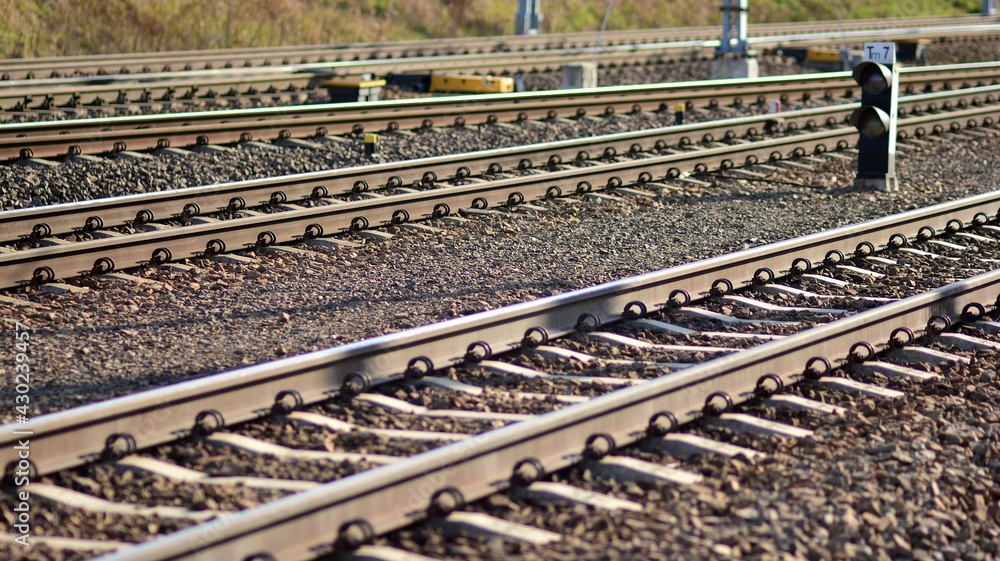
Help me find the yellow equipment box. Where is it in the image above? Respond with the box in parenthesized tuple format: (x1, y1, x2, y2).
(429, 75, 514, 94)
(804, 48, 841, 64)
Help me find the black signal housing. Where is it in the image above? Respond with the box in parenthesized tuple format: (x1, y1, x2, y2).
(851, 54, 899, 191)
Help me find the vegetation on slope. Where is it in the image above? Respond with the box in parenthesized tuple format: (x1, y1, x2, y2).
(0, 0, 985, 59)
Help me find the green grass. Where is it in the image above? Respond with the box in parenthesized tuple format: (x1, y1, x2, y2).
(0, 0, 985, 59)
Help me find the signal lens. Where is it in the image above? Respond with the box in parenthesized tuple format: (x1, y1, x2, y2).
(859, 113, 886, 138)
(850, 106, 890, 139)
(860, 65, 889, 95)
(852, 62, 893, 96)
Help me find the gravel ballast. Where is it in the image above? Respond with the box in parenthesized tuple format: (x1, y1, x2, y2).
(379, 345, 1000, 560)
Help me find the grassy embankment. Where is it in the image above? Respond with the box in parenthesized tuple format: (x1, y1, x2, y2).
(0, 0, 985, 59)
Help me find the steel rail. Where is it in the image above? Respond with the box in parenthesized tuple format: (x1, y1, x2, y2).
(1, 104, 997, 290)
(9, 37, 1000, 95)
(0, 72, 325, 112)
(24, 23, 1000, 90)
(0, 44, 704, 112)
(1, 183, 998, 485)
(100, 264, 1000, 561)
(3, 62, 1000, 160)
(3, 15, 995, 79)
(0, 43, 758, 110)
(8, 22, 1000, 93)
(7, 60, 1000, 134)
(0, 29, 1000, 114)
(3, 84, 997, 243)
(747, 22, 1000, 48)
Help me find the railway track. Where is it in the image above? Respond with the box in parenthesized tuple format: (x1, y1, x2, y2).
(2, 188, 999, 559)
(3, 84, 997, 245)
(3, 14, 997, 80)
(0, 71, 328, 115)
(2, 21, 1000, 121)
(0, 95, 996, 292)
(3, 61, 1000, 161)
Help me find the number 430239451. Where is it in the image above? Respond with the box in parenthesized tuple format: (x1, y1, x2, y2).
(14, 322, 30, 414)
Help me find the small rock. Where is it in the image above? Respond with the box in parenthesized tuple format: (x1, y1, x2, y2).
(890, 450, 915, 465)
(712, 544, 733, 557)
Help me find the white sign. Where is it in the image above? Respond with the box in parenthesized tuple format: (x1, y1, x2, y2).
(863, 42, 895, 63)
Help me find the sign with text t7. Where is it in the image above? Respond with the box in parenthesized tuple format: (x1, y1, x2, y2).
(863, 42, 896, 63)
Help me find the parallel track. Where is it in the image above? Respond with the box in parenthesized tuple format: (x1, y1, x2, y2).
(0, 101, 996, 291)
(1, 85, 995, 243)
(2, 21, 1000, 119)
(3, 61, 1000, 161)
(0, 74, 326, 114)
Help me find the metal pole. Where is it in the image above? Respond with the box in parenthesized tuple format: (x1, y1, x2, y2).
(592, 0, 615, 64)
(985, 0, 998, 16)
(719, 0, 732, 54)
(735, 0, 748, 54)
(717, 0, 749, 56)
(515, 0, 543, 35)
(712, 0, 757, 79)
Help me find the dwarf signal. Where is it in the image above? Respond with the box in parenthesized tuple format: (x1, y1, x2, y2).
(850, 42, 899, 191)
